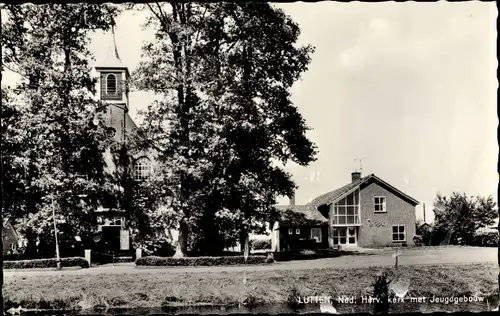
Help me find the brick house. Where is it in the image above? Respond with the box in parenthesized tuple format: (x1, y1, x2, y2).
(271, 172, 419, 251)
(2, 219, 19, 256)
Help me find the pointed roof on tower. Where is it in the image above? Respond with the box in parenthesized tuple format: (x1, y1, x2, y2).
(95, 24, 127, 70)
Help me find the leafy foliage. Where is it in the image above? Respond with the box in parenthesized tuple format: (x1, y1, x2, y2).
(3, 257, 89, 269)
(135, 255, 269, 266)
(250, 238, 271, 250)
(472, 231, 499, 247)
(432, 192, 497, 245)
(1, 3, 120, 257)
(133, 2, 317, 256)
(415, 220, 433, 246)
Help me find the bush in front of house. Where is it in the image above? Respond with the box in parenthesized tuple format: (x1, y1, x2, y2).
(273, 249, 344, 262)
(3, 257, 89, 269)
(135, 255, 271, 267)
(413, 235, 423, 246)
(250, 239, 272, 250)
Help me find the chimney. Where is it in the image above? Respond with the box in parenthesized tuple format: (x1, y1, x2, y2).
(351, 171, 361, 183)
(289, 193, 296, 206)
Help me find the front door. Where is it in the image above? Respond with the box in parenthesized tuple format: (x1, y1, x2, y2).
(332, 227, 357, 247)
(101, 226, 121, 253)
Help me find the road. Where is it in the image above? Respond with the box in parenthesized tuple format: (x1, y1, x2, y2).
(3, 246, 496, 277)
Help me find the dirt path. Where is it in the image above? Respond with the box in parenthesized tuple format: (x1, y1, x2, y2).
(4, 246, 496, 277)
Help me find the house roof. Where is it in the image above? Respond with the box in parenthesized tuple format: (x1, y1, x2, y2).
(307, 173, 419, 208)
(275, 205, 328, 225)
(2, 218, 18, 237)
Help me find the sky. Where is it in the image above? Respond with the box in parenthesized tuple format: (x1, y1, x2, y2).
(3, 2, 498, 223)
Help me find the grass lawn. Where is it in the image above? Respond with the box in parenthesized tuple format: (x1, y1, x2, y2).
(4, 262, 498, 311)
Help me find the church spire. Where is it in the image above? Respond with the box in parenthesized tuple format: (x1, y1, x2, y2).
(96, 24, 125, 69)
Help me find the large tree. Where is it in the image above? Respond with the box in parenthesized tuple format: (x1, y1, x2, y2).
(133, 2, 316, 257)
(1, 3, 120, 257)
(432, 192, 497, 246)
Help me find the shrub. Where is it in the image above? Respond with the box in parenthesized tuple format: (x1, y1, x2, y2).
(250, 239, 271, 250)
(135, 255, 269, 267)
(473, 231, 499, 247)
(413, 235, 423, 246)
(152, 241, 176, 257)
(273, 249, 343, 262)
(3, 257, 89, 269)
(287, 285, 305, 310)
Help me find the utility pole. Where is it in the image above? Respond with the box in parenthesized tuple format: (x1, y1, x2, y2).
(52, 196, 61, 270)
(423, 203, 426, 223)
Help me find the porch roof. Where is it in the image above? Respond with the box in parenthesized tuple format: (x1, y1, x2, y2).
(275, 205, 328, 226)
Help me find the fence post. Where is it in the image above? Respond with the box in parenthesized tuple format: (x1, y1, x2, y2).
(84, 249, 91, 266)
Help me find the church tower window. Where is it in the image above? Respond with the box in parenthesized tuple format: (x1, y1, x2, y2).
(106, 74, 117, 95)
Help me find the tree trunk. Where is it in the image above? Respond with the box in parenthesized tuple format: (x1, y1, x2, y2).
(240, 229, 249, 259)
(173, 219, 189, 258)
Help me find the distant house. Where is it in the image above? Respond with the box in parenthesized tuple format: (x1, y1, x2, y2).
(271, 172, 419, 251)
(2, 219, 19, 255)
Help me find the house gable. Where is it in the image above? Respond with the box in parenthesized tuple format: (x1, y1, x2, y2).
(308, 174, 418, 209)
(360, 176, 419, 207)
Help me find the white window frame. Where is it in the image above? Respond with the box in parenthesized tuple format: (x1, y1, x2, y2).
(134, 157, 152, 181)
(106, 73, 117, 95)
(374, 196, 387, 213)
(288, 228, 293, 235)
(392, 225, 406, 242)
(331, 189, 361, 225)
(310, 227, 322, 243)
(295, 228, 300, 234)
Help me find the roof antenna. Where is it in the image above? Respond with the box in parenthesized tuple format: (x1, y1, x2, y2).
(354, 157, 369, 174)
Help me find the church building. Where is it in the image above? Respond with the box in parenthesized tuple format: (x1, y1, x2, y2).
(90, 27, 158, 259)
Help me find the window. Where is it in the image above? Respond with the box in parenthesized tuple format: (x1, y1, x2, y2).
(295, 228, 300, 234)
(288, 228, 293, 235)
(134, 157, 152, 180)
(332, 227, 356, 245)
(332, 189, 360, 225)
(310, 228, 322, 243)
(392, 225, 406, 242)
(374, 196, 386, 212)
(106, 74, 117, 94)
(109, 217, 125, 226)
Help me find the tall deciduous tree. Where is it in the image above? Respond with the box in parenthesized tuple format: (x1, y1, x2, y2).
(1, 3, 119, 256)
(432, 192, 497, 245)
(133, 2, 317, 257)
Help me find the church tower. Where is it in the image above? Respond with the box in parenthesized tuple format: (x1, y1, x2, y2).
(94, 25, 130, 143)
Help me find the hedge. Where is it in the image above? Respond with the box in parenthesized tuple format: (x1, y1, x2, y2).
(136, 255, 272, 267)
(273, 249, 344, 262)
(250, 239, 272, 250)
(3, 257, 89, 269)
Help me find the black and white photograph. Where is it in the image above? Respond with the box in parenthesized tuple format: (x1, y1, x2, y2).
(1, 1, 498, 315)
